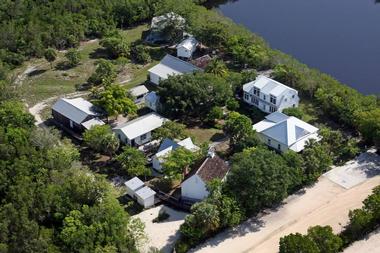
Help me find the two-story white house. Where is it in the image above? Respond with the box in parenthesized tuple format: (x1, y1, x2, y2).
(243, 75, 299, 113)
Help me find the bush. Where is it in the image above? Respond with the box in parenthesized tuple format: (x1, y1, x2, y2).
(65, 48, 81, 67)
(152, 210, 170, 223)
(226, 99, 239, 111)
(206, 106, 223, 124)
(130, 44, 151, 64)
(282, 107, 304, 119)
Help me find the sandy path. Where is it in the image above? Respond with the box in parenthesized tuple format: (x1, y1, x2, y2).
(134, 205, 187, 253)
(191, 176, 380, 253)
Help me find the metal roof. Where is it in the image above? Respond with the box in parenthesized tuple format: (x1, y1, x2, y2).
(176, 37, 198, 51)
(243, 75, 297, 97)
(253, 112, 319, 146)
(148, 54, 201, 80)
(129, 85, 149, 97)
(52, 98, 99, 124)
(124, 177, 144, 191)
(135, 186, 156, 199)
(81, 118, 105, 130)
(113, 113, 167, 140)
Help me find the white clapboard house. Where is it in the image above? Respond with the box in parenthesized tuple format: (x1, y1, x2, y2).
(176, 36, 198, 59)
(148, 54, 201, 85)
(113, 113, 167, 146)
(253, 112, 319, 153)
(243, 75, 299, 113)
(181, 153, 230, 202)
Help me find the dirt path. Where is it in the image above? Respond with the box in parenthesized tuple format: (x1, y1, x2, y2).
(28, 91, 90, 126)
(191, 175, 380, 253)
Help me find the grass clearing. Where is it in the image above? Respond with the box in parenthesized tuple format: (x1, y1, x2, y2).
(15, 24, 151, 106)
(185, 127, 224, 144)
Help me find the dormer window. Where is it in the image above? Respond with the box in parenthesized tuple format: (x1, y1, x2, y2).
(270, 95, 276, 104)
(253, 87, 260, 96)
(292, 95, 295, 99)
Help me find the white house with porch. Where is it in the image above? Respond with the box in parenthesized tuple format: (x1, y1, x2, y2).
(129, 85, 149, 104)
(148, 54, 201, 85)
(176, 36, 198, 59)
(113, 113, 167, 146)
(253, 112, 319, 153)
(152, 137, 199, 172)
(243, 75, 299, 113)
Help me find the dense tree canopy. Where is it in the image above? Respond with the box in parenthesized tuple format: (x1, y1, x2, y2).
(225, 147, 291, 215)
(0, 100, 143, 252)
(158, 72, 232, 120)
(83, 125, 119, 156)
(116, 146, 150, 177)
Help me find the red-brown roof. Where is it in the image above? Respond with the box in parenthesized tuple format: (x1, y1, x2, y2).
(193, 155, 230, 182)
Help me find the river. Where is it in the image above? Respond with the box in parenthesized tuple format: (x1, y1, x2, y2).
(208, 0, 380, 95)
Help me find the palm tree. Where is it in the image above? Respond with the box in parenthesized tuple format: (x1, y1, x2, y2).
(205, 59, 228, 78)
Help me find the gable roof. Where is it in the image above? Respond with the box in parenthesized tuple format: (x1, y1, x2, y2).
(52, 98, 99, 124)
(191, 155, 230, 183)
(135, 186, 156, 200)
(156, 137, 199, 159)
(253, 112, 319, 146)
(243, 75, 297, 97)
(177, 37, 198, 50)
(81, 118, 105, 130)
(148, 54, 201, 79)
(129, 85, 149, 97)
(125, 177, 144, 191)
(113, 113, 167, 140)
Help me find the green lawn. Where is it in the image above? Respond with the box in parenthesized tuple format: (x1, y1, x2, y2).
(185, 127, 225, 145)
(16, 24, 152, 105)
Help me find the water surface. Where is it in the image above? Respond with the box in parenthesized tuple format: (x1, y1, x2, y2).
(209, 0, 380, 95)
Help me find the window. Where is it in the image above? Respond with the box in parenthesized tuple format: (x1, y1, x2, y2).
(244, 93, 250, 101)
(253, 87, 260, 96)
(263, 95, 266, 100)
(252, 97, 259, 105)
(268, 139, 271, 145)
(278, 144, 281, 150)
(270, 95, 276, 104)
(140, 134, 147, 141)
(293, 104, 296, 107)
(284, 98, 287, 102)
(292, 95, 295, 98)
(270, 106, 276, 113)
(263, 105, 266, 110)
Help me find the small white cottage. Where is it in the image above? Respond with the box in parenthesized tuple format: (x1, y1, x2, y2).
(135, 186, 156, 208)
(253, 111, 320, 153)
(124, 177, 145, 198)
(153, 137, 199, 172)
(113, 113, 167, 146)
(176, 37, 198, 59)
(129, 85, 149, 104)
(148, 54, 201, 85)
(181, 154, 230, 202)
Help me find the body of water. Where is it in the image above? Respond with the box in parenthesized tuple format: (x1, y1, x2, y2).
(209, 0, 380, 95)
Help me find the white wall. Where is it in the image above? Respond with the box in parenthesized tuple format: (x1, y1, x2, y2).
(181, 175, 209, 201)
(114, 129, 152, 146)
(177, 47, 192, 58)
(257, 133, 289, 153)
(149, 72, 163, 85)
(278, 90, 299, 112)
(137, 195, 155, 208)
(258, 132, 320, 153)
(152, 156, 163, 171)
(243, 90, 300, 113)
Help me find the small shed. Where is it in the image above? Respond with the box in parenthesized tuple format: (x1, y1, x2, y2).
(124, 177, 145, 198)
(81, 118, 105, 130)
(129, 85, 149, 103)
(177, 37, 198, 59)
(135, 186, 156, 208)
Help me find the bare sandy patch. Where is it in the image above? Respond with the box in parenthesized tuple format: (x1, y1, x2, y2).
(134, 205, 187, 253)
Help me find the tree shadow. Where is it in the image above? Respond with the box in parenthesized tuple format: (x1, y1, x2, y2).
(89, 48, 111, 59)
(55, 61, 73, 71)
(210, 132, 226, 142)
(28, 69, 47, 77)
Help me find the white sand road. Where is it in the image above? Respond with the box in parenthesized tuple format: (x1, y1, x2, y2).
(343, 228, 380, 253)
(190, 151, 380, 253)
